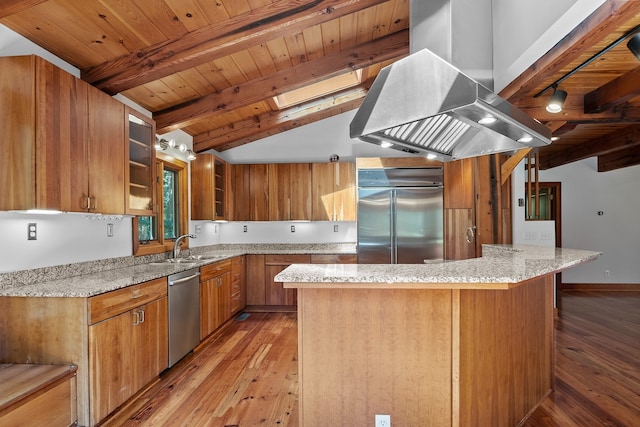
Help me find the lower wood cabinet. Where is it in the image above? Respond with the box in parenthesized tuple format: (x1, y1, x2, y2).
(0, 277, 169, 427)
(88, 278, 168, 425)
(88, 296, 167, 423)
(245, 253, 357, 310)
(231, 256, 246, 315)
(200, 259, 232, 340)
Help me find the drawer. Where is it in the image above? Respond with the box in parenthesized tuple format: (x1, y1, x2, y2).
(89, 277, 167, 324)
(311, 254, 358, 264)
(231, 256, 245, 268)
(200, 259, 231, 281)
(264, 254, 311, 265)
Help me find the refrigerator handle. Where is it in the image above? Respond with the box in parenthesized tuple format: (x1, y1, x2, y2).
(466, 226, 477, 244)
(391, 190, 397, 263)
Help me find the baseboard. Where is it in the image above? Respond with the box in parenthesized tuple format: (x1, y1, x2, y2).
(561, 283, 640, 291)
(244, 305, 297, 312)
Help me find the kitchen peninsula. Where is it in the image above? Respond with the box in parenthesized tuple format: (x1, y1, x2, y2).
(276, 244, 600, 427)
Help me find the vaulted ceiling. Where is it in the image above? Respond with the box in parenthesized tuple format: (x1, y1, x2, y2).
(1, 0, 639, 171)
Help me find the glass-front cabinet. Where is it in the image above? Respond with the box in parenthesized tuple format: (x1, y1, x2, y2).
(126, 110, 156, 215)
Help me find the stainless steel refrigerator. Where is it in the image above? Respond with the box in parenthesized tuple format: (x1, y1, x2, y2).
(357, 168, 443, 264)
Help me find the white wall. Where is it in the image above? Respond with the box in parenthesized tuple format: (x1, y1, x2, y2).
(219, 110, 409, 164)
(538, 159, 640, 284)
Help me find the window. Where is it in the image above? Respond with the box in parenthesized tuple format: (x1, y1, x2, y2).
(133, 152, 188, 256)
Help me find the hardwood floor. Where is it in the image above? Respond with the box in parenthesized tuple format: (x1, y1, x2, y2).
(524, 291, 640, 427)
(101, 312, 299, 427)
(102, 291, 639, 427)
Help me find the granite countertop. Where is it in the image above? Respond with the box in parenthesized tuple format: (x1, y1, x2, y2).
(276, 244, 601, 290)
(0, 243, 356, 298)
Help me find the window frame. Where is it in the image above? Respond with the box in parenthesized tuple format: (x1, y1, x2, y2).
(133, 152, 189, 256)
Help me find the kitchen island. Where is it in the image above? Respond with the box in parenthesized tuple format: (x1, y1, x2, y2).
(276, 244, 600, 427)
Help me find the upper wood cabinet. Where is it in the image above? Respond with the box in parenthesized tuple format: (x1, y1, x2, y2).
(0, 55, 125, 214)
(229, 162, 355, 221)
(311, 162, 356, 221)
(191, 153, 227, 220)
(126, 109, 156, 215)
(268, 163, 312, 221)
(86, 86, 126, 215)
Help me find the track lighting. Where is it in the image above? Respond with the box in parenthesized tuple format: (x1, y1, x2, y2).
(628, 33, 640, 60)
(546, 85, 567, 113)
(154, 137, 169, 150)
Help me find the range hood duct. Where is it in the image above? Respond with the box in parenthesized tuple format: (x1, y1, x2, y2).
(350, 0, 551, 161)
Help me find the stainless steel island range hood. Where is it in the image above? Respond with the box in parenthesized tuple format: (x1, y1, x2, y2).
(350, 0, 551, 161)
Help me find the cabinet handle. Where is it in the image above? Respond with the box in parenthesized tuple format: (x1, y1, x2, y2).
(139, 308, 145, 324)
(82, 195, 91, 210)
(466, 226, 476, 244)
(90, 196, 97, 211)
(133, 311, 140, 325)
(131, 289, 142, 299)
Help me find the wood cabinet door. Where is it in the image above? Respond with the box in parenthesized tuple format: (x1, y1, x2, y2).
(249, 164, 269, 220)
(265, 265, 297, 306)
(230, 164, 251, 221)
(312, 162, 356, 221)
(334, 162, 356, 221)
(290, 163, 312, 220)
(200, 276, 219, 339)
(89, 310, 135, 425)
(191, 153, 215, 220)
(311, 163, 334, 220)
(131, 297, 168, 392)
(87, 84, 125, 214)
(246, 255, 266, 306)
(268, 163, 291, 220)
(36, 58, 90, 212)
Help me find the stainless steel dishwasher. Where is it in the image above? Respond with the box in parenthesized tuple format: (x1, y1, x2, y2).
(168, 267, 200, 367)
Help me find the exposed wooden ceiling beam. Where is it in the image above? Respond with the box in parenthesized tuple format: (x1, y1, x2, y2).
(193, 83, 370, 151)
(598, 144, 640, 171)
(81, 0, 388, 94)
(0, 0, 48, 18)
(499, 0, 640, 103)
(518, 104, 640, 123)
(539, 125, 640, 169)
(154, 30, 409, 133)
(584, 66, 640, 113)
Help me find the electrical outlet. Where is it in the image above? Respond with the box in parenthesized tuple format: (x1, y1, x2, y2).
(334, 224, 339, 232)
(195, 225, 202, 234)
(27, 223, 37, 240)
(375, 414, 391, 427)
(107, 223, 114, 237)
(291, 225, 295, 233)
(243, 225, 247, 233)
(604, 269, 610, 277)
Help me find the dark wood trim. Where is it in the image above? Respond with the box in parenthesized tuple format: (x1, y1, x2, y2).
(561, 283, 640, 291)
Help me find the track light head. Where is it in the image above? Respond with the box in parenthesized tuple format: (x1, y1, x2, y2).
(628, 33, 640, 60)
(546, 86, 567, 113)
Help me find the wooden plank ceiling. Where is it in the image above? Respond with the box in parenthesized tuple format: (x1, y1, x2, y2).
(1, 0, 639, 171)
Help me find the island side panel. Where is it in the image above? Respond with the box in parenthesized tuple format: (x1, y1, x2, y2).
(297, 287, 453, 426)
(0, 296, 89, 426)
(457, 275, 554, 426)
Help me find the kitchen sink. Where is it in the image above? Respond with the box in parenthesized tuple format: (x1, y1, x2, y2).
(149, 258, 199, 266)
(149, 254, 225, 266)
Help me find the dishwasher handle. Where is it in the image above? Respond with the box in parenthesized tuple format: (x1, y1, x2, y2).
(169, 272, 200, 286)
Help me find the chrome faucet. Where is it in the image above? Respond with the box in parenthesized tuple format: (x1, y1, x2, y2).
(173, 233, 196, 259)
